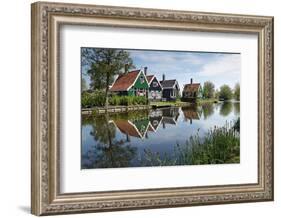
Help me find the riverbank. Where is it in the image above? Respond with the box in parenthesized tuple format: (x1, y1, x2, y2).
(82, 105, 152, 115)
(81, 98, 230, 115)
(150, 101, 192, 108)
(196, 98, 219, 105)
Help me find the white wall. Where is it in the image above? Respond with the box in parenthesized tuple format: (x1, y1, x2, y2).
(0, 0, 279, 217)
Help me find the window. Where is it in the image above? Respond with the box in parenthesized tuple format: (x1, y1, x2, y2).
(153, 81, 158, 87)
(139, 75, 144, 84)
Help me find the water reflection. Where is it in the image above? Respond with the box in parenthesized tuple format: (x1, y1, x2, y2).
(82, 115, 137, 168)
(82, 102, 240, 169)
(220, 102, 233, 117)
(182, 106, 200, 124)
(201, 103, 214, 119)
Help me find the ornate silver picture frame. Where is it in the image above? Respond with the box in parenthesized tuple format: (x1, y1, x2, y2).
(31, 1, 274, 215)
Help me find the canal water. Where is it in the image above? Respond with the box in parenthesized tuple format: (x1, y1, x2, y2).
(81, 102, 240, 169)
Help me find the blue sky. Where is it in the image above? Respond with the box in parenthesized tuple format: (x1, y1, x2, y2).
(82, 49, 240, 91)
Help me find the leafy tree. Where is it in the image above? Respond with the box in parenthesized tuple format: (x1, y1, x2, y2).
(233, 83, 240, 100)
(214, 89, 220, 99)
(81, 48, 134, 108)
(202, 81, 215, 98)
(219, 84, 232, 100)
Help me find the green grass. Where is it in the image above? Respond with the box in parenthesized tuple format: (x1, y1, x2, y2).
(150, 100, 191, 107)
(142, 120, 240, 166)
(196, 98, 218, 105)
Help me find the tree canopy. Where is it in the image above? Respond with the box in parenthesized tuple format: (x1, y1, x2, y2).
(81, 48, 134, 90)
(219, 84, 232, 100)
(203, 81, 215, 98)
(81, 48, 134, 108)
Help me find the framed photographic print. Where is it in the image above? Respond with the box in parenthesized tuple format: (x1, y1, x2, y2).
(31, 1, 274, 216)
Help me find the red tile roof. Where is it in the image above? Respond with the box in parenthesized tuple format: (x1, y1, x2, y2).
(146, 75, 154, 84)
(183, 83, 201, 93)
(109, 70, 140, 92)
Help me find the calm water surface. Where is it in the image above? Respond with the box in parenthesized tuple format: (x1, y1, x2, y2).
(81, 102, 240, 169)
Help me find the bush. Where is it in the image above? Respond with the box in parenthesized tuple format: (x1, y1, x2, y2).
(81, 93, 148, 108)
(109, 95, 120, 106)
(81, 90, 106, 108)
(109, 96, 147, 106)
(81, 92, 92, 108)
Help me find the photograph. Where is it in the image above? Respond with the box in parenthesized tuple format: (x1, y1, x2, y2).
(81, 48, 241, 169)
(30, 2, 273, 215)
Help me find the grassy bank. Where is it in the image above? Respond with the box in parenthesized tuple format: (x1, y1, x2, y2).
(196, 98, 218, 105)
(149, 100, 191, 108)
(142, 120, 240, 166)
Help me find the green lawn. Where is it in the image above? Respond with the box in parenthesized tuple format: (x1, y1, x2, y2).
(196, 98, 218, 105)
(149, 100, 191, 107)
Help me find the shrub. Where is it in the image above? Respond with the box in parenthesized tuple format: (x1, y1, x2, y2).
(109, 95, 120, 106)
(82, 93, 148, 107)
(81, 90, 106, 108)
(108, 96, 147, 106)
(81, 92, 92, 108)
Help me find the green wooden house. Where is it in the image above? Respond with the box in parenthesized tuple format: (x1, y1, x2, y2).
(109, 69, 149, 97)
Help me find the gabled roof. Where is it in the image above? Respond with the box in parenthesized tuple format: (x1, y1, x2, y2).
(146, 75, 163, 89)
(183, 83, 201, 93)
(109, 70, 140, 92)
(146, 75, 154, 84)
(160, 79, 179, 89)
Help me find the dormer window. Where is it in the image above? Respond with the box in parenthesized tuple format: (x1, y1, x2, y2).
(153, 81, 158, 87)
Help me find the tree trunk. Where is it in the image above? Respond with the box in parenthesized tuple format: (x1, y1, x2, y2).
(105, 73, 110, 110)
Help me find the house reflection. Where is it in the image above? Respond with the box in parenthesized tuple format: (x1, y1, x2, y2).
(181, 106, 201, 124)
(161, 107, 180, 128)
(148, 110, 163, 132)
(111, 107, 180, 138)
(112, 118, 150, 140)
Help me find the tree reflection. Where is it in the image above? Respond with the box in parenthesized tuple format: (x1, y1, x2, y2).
(93, 140, 137, 168)
(233, 102, 240, 116)
(82, 114, 137, 168)
(219, 102, 233, 117)
(201, 103, 215, 119)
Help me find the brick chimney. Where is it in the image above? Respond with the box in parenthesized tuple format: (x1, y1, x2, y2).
(190, 78, 193, 84)
(144, 66, 147, 75)
(162, 74, 165, 81)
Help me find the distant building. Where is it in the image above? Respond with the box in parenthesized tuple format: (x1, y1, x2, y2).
(160, 74, 180, 101)
(109, 68, 149, 97)
(182, 78, 202, 101)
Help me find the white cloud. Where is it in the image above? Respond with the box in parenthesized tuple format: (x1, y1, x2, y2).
(130, 51, 205, 66)
(198, 54, 241, 77)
